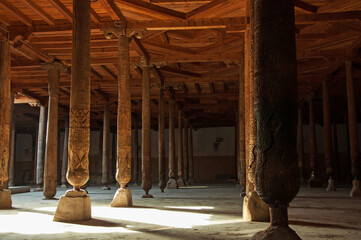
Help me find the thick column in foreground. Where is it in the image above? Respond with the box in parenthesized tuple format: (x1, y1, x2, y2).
(297, 107, 304, 183)
(167, 99, 178, 189)
(111, 29, 133, 206)
(141, 57, 153, 198)
(177, 109, 185, 187)
(346, 60, 361, 197)
(54, 0, 91, 222)
(238, 61, 246, 193)
(0, 40, 12, 209)
(101, 103, 111, 190)
(158, 79, 166, 192)
(252, 0, 301, 239)
(35, 106, 47, 191)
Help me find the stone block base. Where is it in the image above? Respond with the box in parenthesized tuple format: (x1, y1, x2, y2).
(110, 188, 132, 207)
(177, 177, 185, 187)
(53, 190, 91, 222)
(252, 225, 301, 240)
(0, 190, 12, 209)
(243, 191, 269, 222)
(166, 178, 178, 189)
(326, 178, 336, 191)
(350, 179, 361, 197)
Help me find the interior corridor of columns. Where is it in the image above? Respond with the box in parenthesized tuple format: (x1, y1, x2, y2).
(1, 0, 361, 239)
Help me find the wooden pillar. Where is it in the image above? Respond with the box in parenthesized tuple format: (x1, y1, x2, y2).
(238, 59, 246, 193)
(177, 109, 185, 187)
(132, 114, 139, 185)
(297, 107, 304, 182)
(323, 79, 335, 191)
(0, 40, 12, 208)
(183, 118, 189, 183)
(141, 57, 153, 198)
(332, 123, 340, 180)
(308, 97, 322, 187)
(42, 61, 66, 199)
(252, 0, 301, 238)
(188, 124, 194, 184)
(101, 103, 110, 190)
(167, 99, 177, 189)
(61, 117, 69, 188)
(35, 106, 47, 191)
(54, 0, 91, 222)
(111, 28, 133, 206)
(8, 95, 15, 187)
(158, 79, 166, 192)
(346, 60, 361, 197)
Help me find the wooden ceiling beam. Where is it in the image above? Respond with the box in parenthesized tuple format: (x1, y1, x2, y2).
(48, 0, 73, 23)
(196, 36, 240, 54)
(0, 15, 10, 26)
(24, 0, 56, 25)
(100, 65, 117, 80)
(161, 66, 201, 78)
(186, 0, 229, 19)
(100, 0, 127, 26)
(0, 0, 33, 26)
(294, 0, 318, 14)
(132, 37, 150, 59)
(194, 83, 201, 94)
(295, 10, 361, 24)
(209, 82, 215, 93)
(143, 40, 196, 54)
(90, 7, 102, 24)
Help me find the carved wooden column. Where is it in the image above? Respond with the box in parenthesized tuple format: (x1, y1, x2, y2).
(183, 118, 189, 183)
(177, 109, 185, 187)
(141, 57, 153, 198)
(158, 79, 166, 192)
(101, 103, 111, 190)
(297, 106, 304, 183)
(188, 124, 194, 184)
(0, 40, 12, 208)
(8, 95, 15, 187)
(346, 60, 361, 197)
(243, 0, 269, 222)
(167, 99, 177, 189)
(323, 79, 335, 191)
(111, 28, 133, 206)
(252, 0, 301, 238)
(54, 0, 91, 222)
(42, 61, 66, 199)
(132, 114, 139, 186)
(238, 59, 246, 193)
(61, 117, 69, 188)
(34, 106, 47, 191)
(308, 97, 322, 187)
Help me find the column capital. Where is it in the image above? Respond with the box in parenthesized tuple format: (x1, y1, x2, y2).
(41, 60, 68, 72)
(140, 56, 150, 68)
(101, 22, 146, 39)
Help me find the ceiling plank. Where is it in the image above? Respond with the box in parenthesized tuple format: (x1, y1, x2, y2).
(48, 0, 73, 23)
(294, 0, 317, 14)
(100, 0, 127, 26)
(24, 0, 56, 25)
(161, 66, 201, 78)
(132, 37, 150, 59)
(209, 82, 215, 93)
(186, 0, 229, 19)
(90, 7, 102, 24)
(0, 0, 33, 26)
(143, 40, 196, 55)
(194, 83, 201, 94)
(295, 10, 361, 24)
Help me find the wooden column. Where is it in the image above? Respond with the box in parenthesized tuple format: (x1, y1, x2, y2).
(238, 59, 246, 193)
(308, 97, 322, 187)
(101, 103, 110, 190)
(332, 123, 340, 180)
(177, 109, 185, 187)
(183, 118, 189, 183)
(61, 117, 69, 188)
(166, 99, 177, 189)
(8, 95, 15, 187)
(188, 125, 194, 184)
(323, 79, 335, 191)
(35, 106, 47, 191)
(54, 0, 91, 222)
(297, 107, 304, 182)
(346, 60, 361, 197)
(132, 114, 139, 185)
(0, 40, 12, 208)
(158, 79, 166, 192)
(252, 0, 301, 238)
(42, 61, 66, 199)
(141, 57, 153, 198)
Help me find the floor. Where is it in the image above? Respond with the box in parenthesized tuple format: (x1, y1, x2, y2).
(0, 183, 360, 240)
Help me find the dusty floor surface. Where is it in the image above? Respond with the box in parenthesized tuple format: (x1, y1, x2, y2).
(0, 183, 360, 240)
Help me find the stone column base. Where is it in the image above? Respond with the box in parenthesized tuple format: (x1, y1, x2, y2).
(110, 188, 132, 207)
(0, 189, 12, 209)
(53, 189, 91, 222)
(61, 184, 68, 188)
(243, 191, 269, 222)
(350, 179, 361, 197)
(167, 178, 178, 189)
(326, 178, 336, 191)
(252, 225, 301, 240)
(177, 177, 186, 187)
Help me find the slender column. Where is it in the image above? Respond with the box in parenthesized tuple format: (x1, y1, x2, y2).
(183, 118, 189, 183)
(188, 125, 194, 184)
(35, 106, 47, 191)
(141, 57, 153, 198)
(167, 99, 177, 189)
(101, 103, 110, 190)
(308, 97, 322, 187)
(61, 117, 69, 188)
(252, 0, 301, 238)
(323, 79, 335, 191)
(42, 61, 66, 199)
(54, 0, 91, 222)
(158, 79, 166, 192)
(332, 123, 340, 180)
(8, 95, 15, 187)
(177, 109, 185, 187)
(132, 114, 139, 185)
(238, 59, 246, 194)
(346, 60, 361, 197)
(297, 107, 304, 183)
(0, 40, 12, 208)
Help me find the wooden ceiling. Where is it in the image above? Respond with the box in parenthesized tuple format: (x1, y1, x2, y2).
(1, 0, 361, 128)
